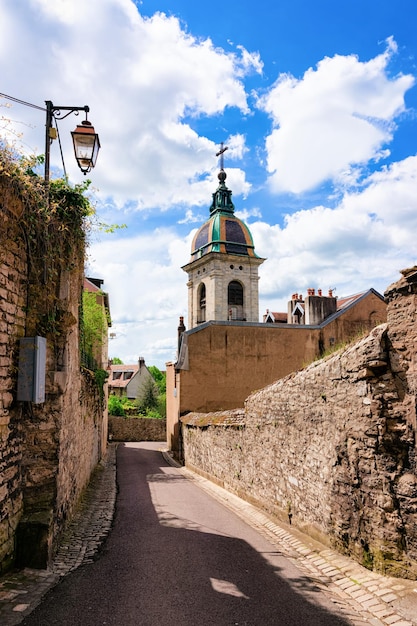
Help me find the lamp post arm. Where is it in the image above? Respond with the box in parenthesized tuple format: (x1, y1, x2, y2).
(44, 101, 90, 183)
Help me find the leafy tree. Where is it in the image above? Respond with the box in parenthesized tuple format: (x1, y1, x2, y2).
(137, 376, 159, 413)
(111, 357, 123, 364)
(148, 365, 166, 393)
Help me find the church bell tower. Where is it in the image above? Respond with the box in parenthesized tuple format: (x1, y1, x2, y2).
(182, 146, 265, 329)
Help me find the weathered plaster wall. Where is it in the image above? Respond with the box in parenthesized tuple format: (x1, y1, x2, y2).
(108, 416, 166, 442)
(181, 272, 417, 578)
(0, 171, 107, 571)
(320, 292, 387, 348)
(166, 363, 180, 454)
(178, 323, 319, 414)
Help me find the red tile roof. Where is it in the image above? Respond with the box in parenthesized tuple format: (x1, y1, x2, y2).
(108, 364, 139, 389)
(84, 277, 101, 292)
(264, 310, 288, 323)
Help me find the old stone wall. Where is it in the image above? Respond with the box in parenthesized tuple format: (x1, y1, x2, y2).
(0, 164, 107, 572)
(0, 188, 25, 573)
(181, 270, 417, 579)
(109, 416, 166, 442)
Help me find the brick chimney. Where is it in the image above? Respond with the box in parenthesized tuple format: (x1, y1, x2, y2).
(305, 288, 337, 325)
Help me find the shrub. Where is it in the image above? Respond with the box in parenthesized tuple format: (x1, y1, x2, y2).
(148, 365, 166, 393)
(144, 409, 165, 420)
(157, 393, 166, 419)
(108, 395, 124, 416)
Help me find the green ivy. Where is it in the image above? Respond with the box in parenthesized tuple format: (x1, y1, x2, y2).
(0, 146, 95, 343)
(81, 291, 107, 366)
(94, 368, 109, 402)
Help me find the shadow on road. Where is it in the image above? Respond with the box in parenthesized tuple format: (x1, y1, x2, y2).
(22, 443, 352, 626)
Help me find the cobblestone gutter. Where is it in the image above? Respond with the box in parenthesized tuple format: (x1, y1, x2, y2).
(0, 444, 117, 626)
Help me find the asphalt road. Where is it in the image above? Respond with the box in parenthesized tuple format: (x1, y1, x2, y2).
(21, 442, 354, 626)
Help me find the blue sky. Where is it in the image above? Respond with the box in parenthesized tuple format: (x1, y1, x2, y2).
(1, 0, 417, 369)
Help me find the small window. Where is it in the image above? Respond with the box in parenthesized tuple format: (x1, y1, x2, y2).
(228, 281, 243, 306)
(228, 281, 244, 320)
(198, 283, 206, 323)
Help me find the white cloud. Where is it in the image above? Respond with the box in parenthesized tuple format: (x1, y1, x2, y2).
(87, 227, 191, 368)
(178, 209, 203, 224)
(258, 39, 415, 194)
(221, 133, 248, 161)
(235, 45, 263, 76)
(236, 207, 262, 221)
(0, 0, 254, 209)
(253, 154, 417, 314)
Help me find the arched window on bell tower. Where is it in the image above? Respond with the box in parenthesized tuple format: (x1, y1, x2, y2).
(228, 280, 244, 321)
(197, 283, 206, 323)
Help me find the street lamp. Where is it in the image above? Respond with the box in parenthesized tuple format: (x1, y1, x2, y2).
(71, 119, 100, 175)
(45, 100, 100, 184)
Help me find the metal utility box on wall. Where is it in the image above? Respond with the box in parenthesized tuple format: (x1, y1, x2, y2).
(17, 336, 47, 403)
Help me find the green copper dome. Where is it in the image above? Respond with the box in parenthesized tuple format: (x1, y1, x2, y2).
(190, 170, 259, 260)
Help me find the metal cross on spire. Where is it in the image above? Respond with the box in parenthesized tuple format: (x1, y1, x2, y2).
(216, 142, 228, 170)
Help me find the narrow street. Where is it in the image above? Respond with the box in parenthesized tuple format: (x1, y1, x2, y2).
(19, 442, 358, 626)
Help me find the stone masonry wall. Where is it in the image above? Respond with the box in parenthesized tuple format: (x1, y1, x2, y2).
(0, 168, 107, 571)
(109, 416, 166, 442)
(52, 268, 105, 543)
(182, 269, 417, 579)
(0, 189, 26, 572)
